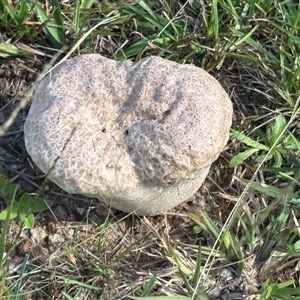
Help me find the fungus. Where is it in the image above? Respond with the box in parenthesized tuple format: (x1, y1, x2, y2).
(24, 54, 232, 215)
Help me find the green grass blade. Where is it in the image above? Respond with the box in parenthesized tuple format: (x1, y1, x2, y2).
(52, 0, 64, 30)
(230, 129, 269, 150)
(13, 254, 29, 300)
(139, 274, 156, 297)
(34, 2, 66, 47)
(269, 115, 287, 146)
(210, 0, 219, 46)
(192, 244, 202, 287)
(0, 44, 32, 57)
(0, 183, 18, 267)
(80, 0, 95, 9)
(241, 180, 299, 200)
(55, 276, 102, 290)
(229, 148, 260, 168)
(61, 291, 76, 300)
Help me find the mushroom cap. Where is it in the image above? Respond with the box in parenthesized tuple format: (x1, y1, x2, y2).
(24, 54, 232, 215)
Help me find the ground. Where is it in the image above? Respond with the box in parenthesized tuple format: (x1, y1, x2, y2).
(0, 1, 300, 300)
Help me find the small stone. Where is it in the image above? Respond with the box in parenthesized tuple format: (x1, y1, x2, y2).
(52, 205, 67, 220)
(48, 233, 64, 246)
(30, 227, 47, 245)
(24, 55, 232, 215)
(76, 207, 86, 215)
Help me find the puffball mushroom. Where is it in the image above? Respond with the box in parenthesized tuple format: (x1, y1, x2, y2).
(24, 54, 232, 215)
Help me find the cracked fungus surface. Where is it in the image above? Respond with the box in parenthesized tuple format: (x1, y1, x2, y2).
(24, 54, 232, 215)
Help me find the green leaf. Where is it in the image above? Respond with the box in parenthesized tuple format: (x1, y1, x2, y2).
(19, 192, 32, 211)
(31, 198, 53, 213)
(24, 213, 35, 228)
(0, 206, 19, 220)
(230, 129, 269, 150)
(0, 174, 19, 203)
(272, 149, 283, 168)
(269, 115, 286, 146)
(229, 148, 259, 167)
(284, 132, 300, 150)
(290, 197, 300, 205)
(19, 208, 35, 228)
(18, 207, 28, 221)
(255, 153, 273, 164)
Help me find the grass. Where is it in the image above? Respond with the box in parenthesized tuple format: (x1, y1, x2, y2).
(0, 0, 300, 299)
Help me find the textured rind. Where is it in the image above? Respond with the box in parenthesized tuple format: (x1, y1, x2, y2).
(24, 54, 232, 215)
